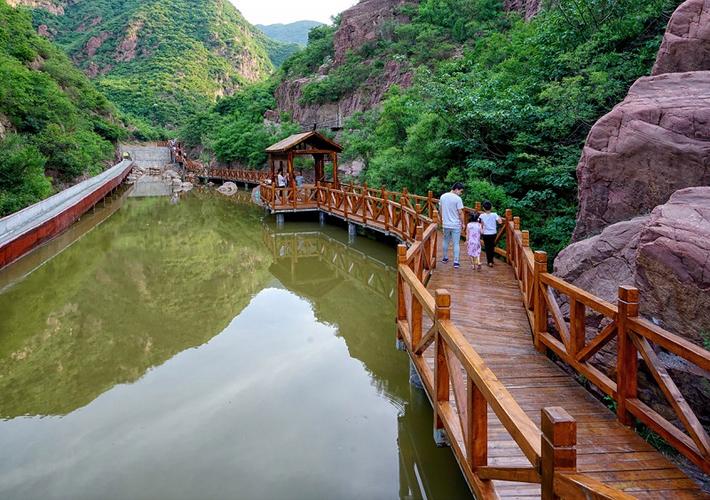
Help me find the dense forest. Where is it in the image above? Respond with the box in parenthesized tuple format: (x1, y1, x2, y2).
(31, 0, 287, 130)
(0, 1, 133, 216)
(183, 0, 678, 255)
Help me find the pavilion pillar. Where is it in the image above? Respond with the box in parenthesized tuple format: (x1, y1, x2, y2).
(331, 152, 339, 187)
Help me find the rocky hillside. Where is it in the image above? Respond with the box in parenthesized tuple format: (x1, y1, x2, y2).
(19, 0, 277, 128)
(0, 0, 133, 216)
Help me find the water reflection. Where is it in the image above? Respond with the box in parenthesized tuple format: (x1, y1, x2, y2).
(0, 195, 470, 499)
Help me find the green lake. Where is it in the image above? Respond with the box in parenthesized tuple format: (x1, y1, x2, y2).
(0, 191, 471, 499)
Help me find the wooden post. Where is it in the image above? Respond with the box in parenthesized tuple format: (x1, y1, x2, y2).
(533, 251, 548, 353)
(331, 152, 339, 187)
(569, 298, 586, 357)
(541, 407, 577, 500)
(514, 216, 521, 231)
(505, 209, 513, 263)
(415, 225, 424, 281)
(467, 377, 488, 470)
(434, 290, 451, 445)
(396, 245, 408, 327)
(475, 201, 482, 212)
(522, 230, 529, 248)
(617, 286, 639, 426)
(432, 210, 440, 268)
(361, 182, 368, 224)
(383, 186, 390, 231)
(427, 191, 434, 216)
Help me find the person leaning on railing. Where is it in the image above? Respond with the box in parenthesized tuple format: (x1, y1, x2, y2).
(439, 182, 466, 269)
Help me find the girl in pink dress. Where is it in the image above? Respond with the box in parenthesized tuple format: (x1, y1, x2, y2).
(466, 213, 483, 271)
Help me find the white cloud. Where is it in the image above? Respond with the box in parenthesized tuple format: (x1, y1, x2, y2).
(230, 0, 358, 25)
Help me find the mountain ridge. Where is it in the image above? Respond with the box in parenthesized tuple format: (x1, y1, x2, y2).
(257, 20, 324, 46)
(17, 0, 277, 128)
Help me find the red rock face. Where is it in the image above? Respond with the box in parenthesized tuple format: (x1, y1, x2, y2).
(572, 71, 710, 241)
(333, 0, 411, 65)
(503, 0, 541, 19)
(652, 0, 710, 75)
(272, 0, 414, 128)
(636, 187, 710, 346)
(115, 20, 144, 63)
(82, 32, 110, 60)
(555, 188, 710, 427)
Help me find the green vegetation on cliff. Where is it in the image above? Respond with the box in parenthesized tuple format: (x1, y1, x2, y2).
(0, 1, 133, 216)
(30, 0, 277, 129)
(179, 81, 299, 167)
(333, 0, 674, 254)
(181, 0, 675, 255)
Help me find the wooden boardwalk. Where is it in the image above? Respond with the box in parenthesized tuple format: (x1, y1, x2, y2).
(426, 237, 705, 498)
(175, 166, 710, 498)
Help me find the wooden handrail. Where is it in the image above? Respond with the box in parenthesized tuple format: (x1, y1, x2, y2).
(180, 167, 710, 488)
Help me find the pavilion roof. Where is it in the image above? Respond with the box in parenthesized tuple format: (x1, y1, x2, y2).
(265, 131, 343, 154)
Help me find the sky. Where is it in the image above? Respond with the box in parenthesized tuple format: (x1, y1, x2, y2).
(230, 0, 358, 25)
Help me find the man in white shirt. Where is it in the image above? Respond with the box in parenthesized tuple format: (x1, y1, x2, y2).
(479, 200, 503, 267)
(439, 182, 465, 268)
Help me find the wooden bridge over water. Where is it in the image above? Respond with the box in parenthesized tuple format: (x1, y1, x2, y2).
(176, 159, 710, 498)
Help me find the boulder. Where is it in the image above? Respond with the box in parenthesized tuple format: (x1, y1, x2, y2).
(557, 187, 710, 340)
(636, 187, 710, 346)
(556, 187, 710, 428)
(572, 71, 710, 241)
(554, 216, 646, 302)
(652, 0, 710, 75)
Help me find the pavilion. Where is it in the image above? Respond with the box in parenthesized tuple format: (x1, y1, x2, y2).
(265, 131, 343, 188)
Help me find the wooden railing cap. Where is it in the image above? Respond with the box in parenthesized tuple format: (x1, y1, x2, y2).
(542, 407, 576, 446)
(534, 250, 548, 263)
(618, 285, 639, 302)
(435, 289, 451, 307)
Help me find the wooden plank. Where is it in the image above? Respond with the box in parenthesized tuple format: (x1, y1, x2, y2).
(629, 317, 710, 372)
(438, 320, 542, 466)
(554, 473, 635, 499)
(477, 466, 540, 483)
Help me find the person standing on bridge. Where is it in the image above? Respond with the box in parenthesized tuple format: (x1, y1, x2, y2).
(480, 200, 503, 267)
(439, 182, 465, 269)
(466, 212, 483, 271)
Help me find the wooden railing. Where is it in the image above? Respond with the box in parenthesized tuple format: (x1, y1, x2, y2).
(502, 213, 710, 476)
(166, 161, 709, 491)
(207, 168, 267, 184)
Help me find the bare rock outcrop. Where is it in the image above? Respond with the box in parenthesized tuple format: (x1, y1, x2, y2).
(333, 0, 411, 65)
(503, 0, 541, 19)
(556, 187, 710, 427)
(270, 59, 412, 128)
(6, 0, 64, 15)
(652, 0, 710, 75)
(636, 187, 710, 346)
(558, 187, 710, 341)
(572, 71, 710, 241)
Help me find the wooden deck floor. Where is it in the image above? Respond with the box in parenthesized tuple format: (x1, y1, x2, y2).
(424, 237, 706, 499)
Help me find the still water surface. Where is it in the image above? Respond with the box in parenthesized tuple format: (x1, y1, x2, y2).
(0, 191, 471, 499)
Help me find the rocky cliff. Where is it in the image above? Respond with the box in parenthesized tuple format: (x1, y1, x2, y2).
(572, 0, 710, 241)
(555, 0, 710, 440)
(269, 0, 414, 128)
